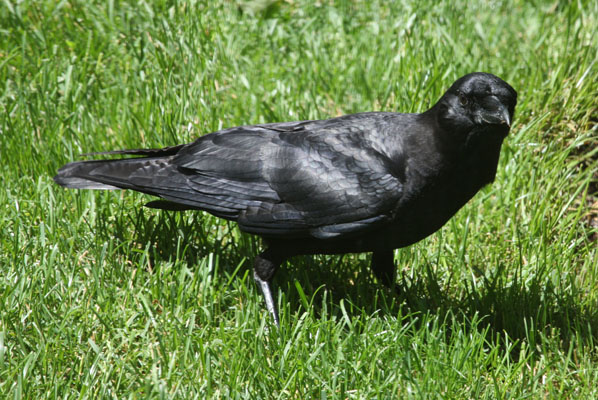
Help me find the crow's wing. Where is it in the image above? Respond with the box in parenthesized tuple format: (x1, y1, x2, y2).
(169, 113, 406, 239)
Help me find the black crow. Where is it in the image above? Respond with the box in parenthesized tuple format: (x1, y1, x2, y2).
(55, 72, 517, 325)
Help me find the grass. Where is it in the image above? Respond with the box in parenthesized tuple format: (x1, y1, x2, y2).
(1, 0, 597, 398)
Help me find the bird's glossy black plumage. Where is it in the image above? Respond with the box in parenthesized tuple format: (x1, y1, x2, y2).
(55, 72, 517, 325)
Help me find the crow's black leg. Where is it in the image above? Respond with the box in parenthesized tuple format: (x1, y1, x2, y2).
(371, 249, 396, 288)
(253, 249, 283, 326)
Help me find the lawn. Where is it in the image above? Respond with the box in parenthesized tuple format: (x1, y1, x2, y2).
(1, 0, 597, 398)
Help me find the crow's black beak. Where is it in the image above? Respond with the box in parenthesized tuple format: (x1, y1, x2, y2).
(479, 96, 511, 127)
(498, 105, 511, 127)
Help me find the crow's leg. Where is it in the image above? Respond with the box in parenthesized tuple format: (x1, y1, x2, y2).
(253, 269, 279, 326)
(253, 249, 284, 326)
(371, 249, 396, 288)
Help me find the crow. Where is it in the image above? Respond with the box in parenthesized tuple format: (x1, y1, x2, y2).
(54, 72, 517, 325)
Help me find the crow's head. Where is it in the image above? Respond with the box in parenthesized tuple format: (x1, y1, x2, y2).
(436, 72, 517, 139)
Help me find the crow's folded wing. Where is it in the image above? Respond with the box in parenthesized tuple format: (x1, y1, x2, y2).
(167, 116, 405, 239)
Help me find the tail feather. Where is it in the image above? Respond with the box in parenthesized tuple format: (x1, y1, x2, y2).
(80, 144, 185, 157)
(54, 145, 184, 190)
(54, 160, 124, 189)
(54, 157, 171, 191)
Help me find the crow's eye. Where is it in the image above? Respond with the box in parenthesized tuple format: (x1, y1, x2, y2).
(458, 92, 469, 106)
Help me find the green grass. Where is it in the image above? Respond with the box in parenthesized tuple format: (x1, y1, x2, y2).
(1, 0, 597, 398)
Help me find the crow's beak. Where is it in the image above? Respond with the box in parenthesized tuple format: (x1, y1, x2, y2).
(498, 105, 511, 127)
(479, 96, 511, 127)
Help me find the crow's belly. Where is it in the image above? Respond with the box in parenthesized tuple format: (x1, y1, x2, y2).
(264, 182, 482, 256)
(262, 209, 458, 256)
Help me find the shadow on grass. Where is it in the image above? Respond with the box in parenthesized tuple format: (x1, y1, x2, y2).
(92, 204, 598, 357)
(280, 255, 598, 357)
(93, 204, 259, 270)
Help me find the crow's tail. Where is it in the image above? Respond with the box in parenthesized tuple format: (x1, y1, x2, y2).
(53, 145, 185, 191)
